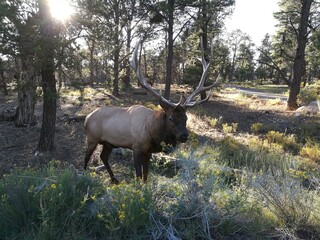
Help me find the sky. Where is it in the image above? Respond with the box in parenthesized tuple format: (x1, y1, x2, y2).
(225, 0, 279, 46)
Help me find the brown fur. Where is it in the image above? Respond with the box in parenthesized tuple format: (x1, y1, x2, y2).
(84, 100, 188, 182)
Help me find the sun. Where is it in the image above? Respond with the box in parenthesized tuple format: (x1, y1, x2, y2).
(49, 0, 74, 22)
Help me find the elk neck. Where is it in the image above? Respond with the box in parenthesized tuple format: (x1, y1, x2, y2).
(148, 109, 177, 152)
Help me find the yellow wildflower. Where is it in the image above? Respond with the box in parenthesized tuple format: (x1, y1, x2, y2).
(118, 210, 125, 222)
(134, 189, 140, 194)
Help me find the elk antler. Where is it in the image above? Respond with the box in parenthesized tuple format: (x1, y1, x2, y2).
(131, 40, 180, 108)
(131, 38, 218, 108)
(182, 38, 219, 108)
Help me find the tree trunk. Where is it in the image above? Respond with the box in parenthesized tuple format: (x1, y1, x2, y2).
(112, 0, 120, 96)
(200, 0, 209, 100)
(122, 19, 132, 90)
(0, 60, 8, 95)
(113, 43, 120, 96)
(37, 0, 57, 152)
(38, 68, 57, 151)
(89, 39, 95, 86)
(14, 71, 37, 126)
(164, 0, 174, 99)
(57, 66, 63, 91)
(287, 0, 313, 110)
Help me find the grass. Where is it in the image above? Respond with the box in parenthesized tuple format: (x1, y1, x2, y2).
(1, 137, 319, 239)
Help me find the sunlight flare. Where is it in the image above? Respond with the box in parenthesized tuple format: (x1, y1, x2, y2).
(49, 0, 74, 21)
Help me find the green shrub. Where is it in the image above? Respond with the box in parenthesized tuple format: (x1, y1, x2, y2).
(266, 131, 301, 154)
(109, 182, 152, 226)
(300, 143, 320, 163)
(251, 122, 263, 134)
(208, 116, 219, 127)
(1, 143, 319, 240)
(252, 173, 320, 234)
(299, 81, 320, 104)
(222, 122, 238, 134)
(251, 122, 273, 134)
(0, 165, 105, 240)
(296, 119, 320, 143)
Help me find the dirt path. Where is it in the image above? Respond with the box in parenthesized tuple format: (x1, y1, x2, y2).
(227, 85, 288, 101)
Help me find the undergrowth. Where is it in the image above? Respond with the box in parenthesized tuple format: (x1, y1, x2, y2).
(1, 140, 320, 239)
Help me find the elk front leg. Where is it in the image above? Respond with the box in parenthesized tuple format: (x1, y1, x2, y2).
(133, 151, 143, 180)
(133, 151, 151, 182)
(142, 153, 151, 182)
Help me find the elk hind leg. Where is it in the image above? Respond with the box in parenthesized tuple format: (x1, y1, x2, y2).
(84, 140, 98, 170)
(101, 143, 119, 184)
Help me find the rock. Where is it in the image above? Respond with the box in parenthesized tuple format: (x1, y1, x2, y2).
(295, 100, 320, 116)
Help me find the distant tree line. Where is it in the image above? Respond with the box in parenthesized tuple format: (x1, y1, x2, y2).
(0, 0, 319, 151)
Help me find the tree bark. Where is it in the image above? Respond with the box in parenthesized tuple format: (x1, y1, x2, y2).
(122, 14, 132, 90)
(89, 39, 95, 86)
(287, 0, 313, 110)
(14, 56, 37, 126)
(200, 0, 208, 100)
(14, 72, 37, 126)
(37, 0, 57, 152)
(0, 60, 8, 95)
(112, 0, 120, 96)
(164, 0, 174, 99)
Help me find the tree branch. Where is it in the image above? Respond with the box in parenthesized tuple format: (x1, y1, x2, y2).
(257, 48, 292, 87)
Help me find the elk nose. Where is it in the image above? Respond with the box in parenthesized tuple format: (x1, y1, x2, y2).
(179, 132, 189, 143)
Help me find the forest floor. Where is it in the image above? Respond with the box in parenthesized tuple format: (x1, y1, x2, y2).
(0, 84, 318, 178)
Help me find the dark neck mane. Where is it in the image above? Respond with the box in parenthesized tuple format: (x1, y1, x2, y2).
(148, 109, 177, 152)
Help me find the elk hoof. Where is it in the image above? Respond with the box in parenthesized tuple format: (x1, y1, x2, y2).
(111, 177, 119, 184)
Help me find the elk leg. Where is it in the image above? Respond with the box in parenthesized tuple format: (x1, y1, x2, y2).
(84, 141, 98, 170)
(142, 153, 151, 182)
(133, 151, 143, 180)
(101, 143, 119, 184)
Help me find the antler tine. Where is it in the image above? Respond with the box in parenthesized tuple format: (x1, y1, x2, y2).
(131, 40, 179, 108)
(182, 38, 219, 108)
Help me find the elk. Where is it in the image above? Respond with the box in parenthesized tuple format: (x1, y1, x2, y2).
(84, 39, 218, 183)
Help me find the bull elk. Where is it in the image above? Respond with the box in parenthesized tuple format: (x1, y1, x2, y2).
(84, 39, 218, 183)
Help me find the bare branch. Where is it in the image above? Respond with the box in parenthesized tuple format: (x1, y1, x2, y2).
(257, 48, 292, 87)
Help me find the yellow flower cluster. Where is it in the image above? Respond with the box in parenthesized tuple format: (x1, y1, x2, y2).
(118, 203, 126, 222)
(110, 182, 150, 224)
(118, 210, 125, 222)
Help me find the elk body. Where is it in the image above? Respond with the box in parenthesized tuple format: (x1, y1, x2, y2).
(84, 39, 218, 183)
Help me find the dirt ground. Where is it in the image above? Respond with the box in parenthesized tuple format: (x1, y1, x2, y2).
(0, 85, 317, 178)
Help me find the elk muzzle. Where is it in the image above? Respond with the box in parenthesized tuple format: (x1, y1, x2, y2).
(177, 131, 189, 143)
